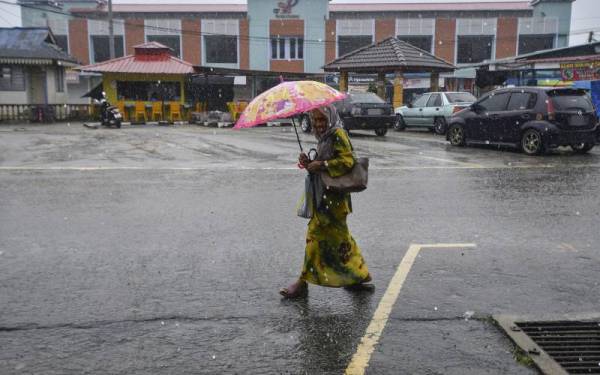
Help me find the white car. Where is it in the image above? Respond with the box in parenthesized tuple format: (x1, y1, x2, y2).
(394, 92, 476, 134)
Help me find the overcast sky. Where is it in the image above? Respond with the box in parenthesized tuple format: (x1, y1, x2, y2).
(0, 0, 598, 45)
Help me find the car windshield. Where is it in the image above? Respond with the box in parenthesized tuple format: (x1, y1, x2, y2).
(549, 93, 594, 111)
(445, 92, 476, 103)
(350, 92, 385, 104)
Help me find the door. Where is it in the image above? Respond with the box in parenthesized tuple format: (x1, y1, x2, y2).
(404, 94, 430, 126)
(465, 92, 510, 141)
(501, 92, 538, 143)
(423, 93, 443, 126)
(29, 68, 47, 104)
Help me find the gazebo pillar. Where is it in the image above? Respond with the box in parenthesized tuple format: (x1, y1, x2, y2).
(339, 71, 348, 92)
(393, 71, 404, 108)
(377, 72, 386, 100)
(430, 72, 440, 92)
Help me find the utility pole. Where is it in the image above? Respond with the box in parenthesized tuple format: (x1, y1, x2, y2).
(108, 0, 115, 59)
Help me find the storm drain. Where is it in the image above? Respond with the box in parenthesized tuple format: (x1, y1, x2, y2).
(495, 315, 600, 375)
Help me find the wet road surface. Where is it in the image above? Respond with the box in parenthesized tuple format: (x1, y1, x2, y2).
(1, 123, 599, 374)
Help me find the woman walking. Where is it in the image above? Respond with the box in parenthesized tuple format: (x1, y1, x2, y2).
(280, 105, 371, 298)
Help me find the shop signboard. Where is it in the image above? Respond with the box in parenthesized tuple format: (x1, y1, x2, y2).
(560, 61, 600, 81)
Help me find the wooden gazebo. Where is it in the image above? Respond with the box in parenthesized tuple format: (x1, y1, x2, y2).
(323, 37, 455, 107)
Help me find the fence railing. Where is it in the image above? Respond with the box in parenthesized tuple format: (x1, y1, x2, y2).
(0, 104, 96, 123)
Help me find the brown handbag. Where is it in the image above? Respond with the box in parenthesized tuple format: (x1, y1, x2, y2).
(320, 157, 369, 193)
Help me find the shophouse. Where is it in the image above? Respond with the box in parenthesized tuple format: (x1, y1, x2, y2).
(18, 0, 575, 102)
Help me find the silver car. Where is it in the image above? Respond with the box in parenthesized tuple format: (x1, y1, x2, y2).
(394, 92, 476, 134)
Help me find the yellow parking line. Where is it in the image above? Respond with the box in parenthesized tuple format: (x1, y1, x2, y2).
(345, 243, 477, 375)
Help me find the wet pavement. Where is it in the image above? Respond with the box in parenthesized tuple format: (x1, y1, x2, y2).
(1, 123, 599, 374)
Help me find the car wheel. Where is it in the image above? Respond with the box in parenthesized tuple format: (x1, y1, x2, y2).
(448, 124, 466, 147)
(434, 117, 447, 135)
(300, 115, 311, 133)
(521, 129, 545, 156)
(571, 142, 594, 154)
(393, 115, 406, 131)
(375, 128, 387, 137)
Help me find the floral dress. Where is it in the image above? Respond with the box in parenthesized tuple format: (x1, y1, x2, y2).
(300, 128, 370, 287)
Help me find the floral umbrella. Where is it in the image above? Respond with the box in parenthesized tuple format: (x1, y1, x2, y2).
(234, 80, 347, 151)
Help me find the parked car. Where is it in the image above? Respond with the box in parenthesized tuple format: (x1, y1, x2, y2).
(394, 92, 476, 134)
(300, 92, 394, 136)
(446, 87, 599, 155)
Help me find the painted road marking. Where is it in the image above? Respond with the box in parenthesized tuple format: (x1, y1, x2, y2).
(345, 243, 477, 375)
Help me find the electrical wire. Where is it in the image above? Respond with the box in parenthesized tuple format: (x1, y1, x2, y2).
(4, 0, 600, 46)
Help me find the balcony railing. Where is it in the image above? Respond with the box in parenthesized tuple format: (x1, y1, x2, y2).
(0, 104, 96, 123)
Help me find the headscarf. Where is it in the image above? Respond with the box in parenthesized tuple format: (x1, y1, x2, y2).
(309, 104, 344, 161)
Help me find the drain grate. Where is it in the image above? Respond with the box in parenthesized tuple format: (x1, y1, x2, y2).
(495, 315, 600, 375)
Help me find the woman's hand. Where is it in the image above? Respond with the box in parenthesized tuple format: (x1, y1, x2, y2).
(299, 152, 309, 168)
(306, 160, 325, 173)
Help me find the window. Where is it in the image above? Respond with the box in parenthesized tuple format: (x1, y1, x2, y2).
(337, 19, 373, 57)
(270, 37, 304, 60)
(350, 92, 385, 104)
(446, 92, 476, 103)
(55, 67, 65, 92)
(116, 81, 181, 101)
(338, 35, 372, 57)
(89, 19, 125, 62)
(204, 35, 237, 64)
(54, 35, 69, 54)
(396, 18, 434, 53)
(396, 36, 432, 53)
(478, 92, 510, 112)
(412, 94, 430, 107)
(0, 66, 25, 91)
(147, 35, 181, 58)
(426, 94, 442, 107)
(518, 35, 555, 55)
(549, 94, 594, 111)
(202, 19, 239, 65)
(507, 93, 536, 111)
(457, 35, 494, 64)
(91, 35, 124, 63)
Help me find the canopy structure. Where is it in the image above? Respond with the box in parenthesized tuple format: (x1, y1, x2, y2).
(323, 37, 455, 107)
(78, 42, 194, 75)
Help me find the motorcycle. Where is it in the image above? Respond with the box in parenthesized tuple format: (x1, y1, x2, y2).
(94, 92, 122, 128)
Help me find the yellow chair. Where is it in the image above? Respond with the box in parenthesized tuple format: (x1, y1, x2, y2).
(116, 101, 126, 121)
(134, 102, 147, 123)
(152, 102, 163, 121)
(169, 102, 181, 122)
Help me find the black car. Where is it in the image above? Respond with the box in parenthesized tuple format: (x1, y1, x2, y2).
(301, 92, 394, 136)
(335, 92, 395, 136)
(446, 87, 599, 155)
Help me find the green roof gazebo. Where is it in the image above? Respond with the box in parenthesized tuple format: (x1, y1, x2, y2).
(324, 37, 456, 108)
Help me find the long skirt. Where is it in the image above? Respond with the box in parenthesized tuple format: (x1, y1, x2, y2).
(300, 209, 369, 287)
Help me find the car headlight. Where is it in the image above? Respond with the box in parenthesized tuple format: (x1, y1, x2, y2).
(351, 106, 362, 116)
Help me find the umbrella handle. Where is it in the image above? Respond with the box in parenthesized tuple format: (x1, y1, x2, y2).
(290, 117, 303, 152)
(308, 148, 318, 161)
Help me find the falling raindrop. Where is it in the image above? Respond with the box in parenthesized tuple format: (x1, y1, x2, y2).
(212, 355, 216, 360)
(434, 306, 438, 311)
(161, 321, 165, 326)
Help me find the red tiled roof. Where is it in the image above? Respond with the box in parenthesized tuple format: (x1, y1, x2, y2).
(329, 1, 531, 12)
(78, 44, 194, 74)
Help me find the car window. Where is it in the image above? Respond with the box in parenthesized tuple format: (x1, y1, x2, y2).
(477, 92, 510, 112)
(550, 94, 594, 111)
(349, 92, 385, 104)
(446, 92, 476, 103)
(507, 92, 537, 111)
(427, 94, 442, 107)
(412, 94, 430, 107)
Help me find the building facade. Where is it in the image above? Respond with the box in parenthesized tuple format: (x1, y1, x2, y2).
(18, 0, 575, 100)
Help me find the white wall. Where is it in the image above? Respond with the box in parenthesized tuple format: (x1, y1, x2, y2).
(0, 91, 28, 104)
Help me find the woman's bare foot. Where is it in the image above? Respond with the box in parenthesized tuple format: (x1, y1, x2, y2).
(279, 279, 308, 299)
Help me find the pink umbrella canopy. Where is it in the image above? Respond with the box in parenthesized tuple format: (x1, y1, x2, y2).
(234, 80, 347, 129)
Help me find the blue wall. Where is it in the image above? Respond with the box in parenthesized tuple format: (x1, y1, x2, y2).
(247, 0, 328, 73)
